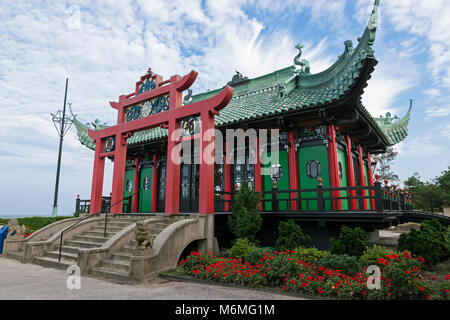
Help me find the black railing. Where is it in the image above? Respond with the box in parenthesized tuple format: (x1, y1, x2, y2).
(61, 192, 135, 262)
(214, 180, 413, 214)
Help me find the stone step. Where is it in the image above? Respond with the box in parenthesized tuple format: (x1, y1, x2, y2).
(89, 226, 123, 233)
(64, 240, 103, 249)
(83, 231, 116, 238)
(45, 250, 78, 263)
(98, 221, 133, 228)
(121, 245, 138, 254)
(112, 251, 133, 262)
(91, 266, 129, 283)
(59, 245, 80, 255)
(5, 251, 25, 262)
(73, 235, 110, 244)
(100, 259, 130, 272)
(33, 256, 74, 270)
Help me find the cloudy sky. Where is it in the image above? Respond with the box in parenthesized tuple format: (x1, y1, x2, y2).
(0, 0, 449, 216)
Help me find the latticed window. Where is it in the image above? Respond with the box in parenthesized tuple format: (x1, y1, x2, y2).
(306, 160, 321, 178)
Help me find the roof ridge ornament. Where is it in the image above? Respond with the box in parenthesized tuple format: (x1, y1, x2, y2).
(227, 71, 249, 87)
(293, 43, 311, 75)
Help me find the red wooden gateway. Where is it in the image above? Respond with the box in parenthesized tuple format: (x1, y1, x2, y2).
(88, 68, 233, 214)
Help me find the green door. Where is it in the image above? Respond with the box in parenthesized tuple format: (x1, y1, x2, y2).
(139, 166, 153, 213)
(262, 150, 290, 211)
(297, 145, 330, 210)
(123, 169, 134, 212)
(337, 148, 349, 210)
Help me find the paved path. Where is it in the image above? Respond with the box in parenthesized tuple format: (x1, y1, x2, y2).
(0, 257, 303, 300)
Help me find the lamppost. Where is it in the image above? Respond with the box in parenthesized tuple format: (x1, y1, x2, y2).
(50, 78, 75, 216)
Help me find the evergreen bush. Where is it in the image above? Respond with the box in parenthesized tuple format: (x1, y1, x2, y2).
(275, 220, 311, 251)
(228, 238, 257, 259)
(292, 247, 330, 264)
(227, 181, 262, 243)
(329, 226, 371, 257)
(244, 247, 269, 266)
(359, 245, 394, 269)
(318, 254, 361, 276)
(398, 218, 450, 265)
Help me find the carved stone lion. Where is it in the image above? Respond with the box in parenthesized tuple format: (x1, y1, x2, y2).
(135, 222, 153, 251)
(7, 219, 26, 239)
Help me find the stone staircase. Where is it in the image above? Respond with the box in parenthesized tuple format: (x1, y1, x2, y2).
(91, 218, 180, 283)
(32, 216, 147, 270)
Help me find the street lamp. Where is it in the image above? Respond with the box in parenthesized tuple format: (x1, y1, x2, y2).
(270, 163, 283, 188)
(50, 78, 75, 216)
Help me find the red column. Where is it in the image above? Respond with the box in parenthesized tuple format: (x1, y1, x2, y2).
(132, 156, 140, 213)
(165, 119, 181, 214)
(253, 136, 263, 210)
(327, 125, 341, 210)
(345, 135, 357, 210)
(288, 130, 298, 210)
(224, 142, 232, 212)
(151, 153, 158, 213)
(199, 110, 215, 214)
(357, 144, 368, 210)
(110, 134, 128, 214)
(89, 138, 105, 214)
(367, 152, 376, 210)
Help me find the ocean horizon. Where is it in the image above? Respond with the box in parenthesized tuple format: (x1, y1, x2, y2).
(0, 213, 66, 219)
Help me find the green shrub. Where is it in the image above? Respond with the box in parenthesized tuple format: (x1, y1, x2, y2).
(244, 247, 269, 266)
(330, 226, 371, 257)
(0, 216, 72, 233)
(275, 220, 311, 251)
(359, 245, 394, 269)
(228, 181, 262, 243)
(229, 238, 257, 259)
(398, 219, 450, 265)
(318, 254, 361, 276)
(440, 282, 450, 300)
(293, 247, 330, 264)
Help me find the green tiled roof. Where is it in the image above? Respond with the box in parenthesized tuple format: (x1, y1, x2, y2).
(373, 100, 412, 145)
(74, 1, 408, 150)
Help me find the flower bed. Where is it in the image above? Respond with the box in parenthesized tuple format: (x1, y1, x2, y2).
(179, 249, 434, 300)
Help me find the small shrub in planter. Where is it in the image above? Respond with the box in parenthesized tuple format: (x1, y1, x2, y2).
(318, 254, 361, 276)
(229, 238, 257, 259)
(330, 226, 371, 257)
(398, 219, 450, 266)
(293, 247, 330, 264)
(275, 220, 311, 251)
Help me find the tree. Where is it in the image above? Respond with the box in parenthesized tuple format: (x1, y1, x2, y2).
(436, 166, 450, 207)
(404, 172, 443, 212)
(372, 147, 399, 183)
(227, 181, 262, 244)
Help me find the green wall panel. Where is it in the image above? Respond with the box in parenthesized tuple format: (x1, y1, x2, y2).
(263, 150, 290, 211)
(297, 145, 330, 210)
(139, 167, 153, 213)
(337, 148, 349, 210)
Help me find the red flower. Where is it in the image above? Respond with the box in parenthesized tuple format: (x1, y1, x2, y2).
(417, 256, 425, 262)
(282, 286, 286, 291)
(445, 274, 450, 280)
(318, 288, 324, 294)
(291, 279, 296, 284)
(419, 286, 424, 291)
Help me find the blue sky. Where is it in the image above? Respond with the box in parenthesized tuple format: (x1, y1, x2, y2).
(0, 0, 449, 216)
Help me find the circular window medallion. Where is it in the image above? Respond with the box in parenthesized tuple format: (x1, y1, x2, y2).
(104, 136, 115, 152)
(143, 177, 151, 191)
(181, 116, 197, 136)
(141, 101, 152, 117)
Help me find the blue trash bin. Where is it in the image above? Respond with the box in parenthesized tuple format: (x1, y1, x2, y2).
(0, 226, 8, 254)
